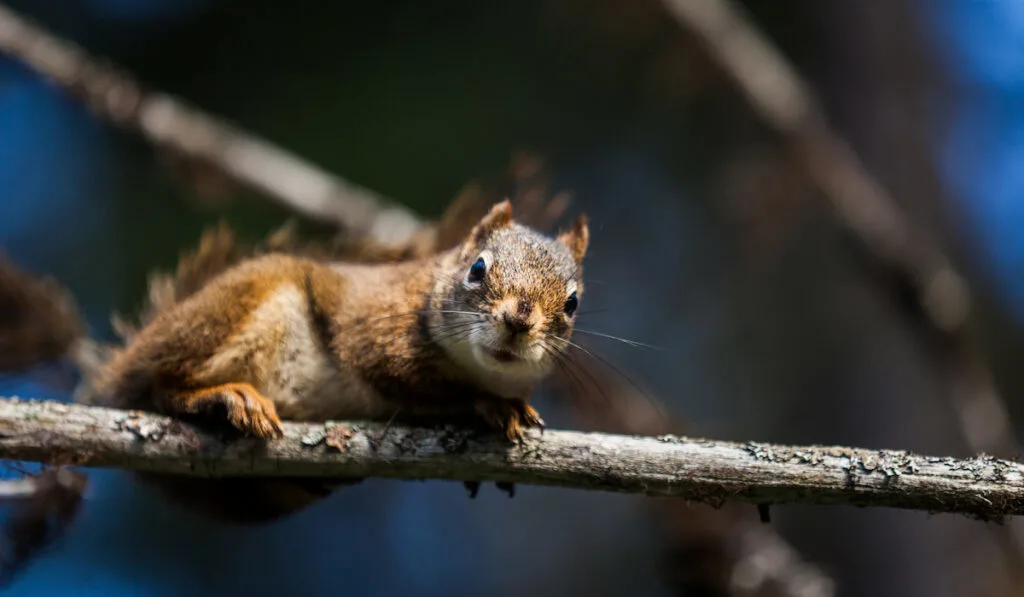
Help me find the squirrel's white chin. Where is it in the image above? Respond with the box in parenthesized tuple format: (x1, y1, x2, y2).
(468, 344, 550, 380)
(435, 324, 552, 385)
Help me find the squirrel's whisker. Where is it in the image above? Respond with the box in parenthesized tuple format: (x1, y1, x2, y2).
(569, 328, 660, 350)
(544, 341, 614, 410)
(429, 323, 479, 347)
(425, 319, 484, 348)
(544, 333, 662, 422)
(338, 309, 483, 335)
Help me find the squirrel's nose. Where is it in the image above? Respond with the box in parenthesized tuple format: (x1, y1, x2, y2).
(502, 312, 532, 334)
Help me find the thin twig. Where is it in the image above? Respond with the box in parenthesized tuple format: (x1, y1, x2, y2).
(0, 478, 43, 501)
(0, 469, 86, 503)
(0, 397, 1022, 519)
(0, 2, 423, 247)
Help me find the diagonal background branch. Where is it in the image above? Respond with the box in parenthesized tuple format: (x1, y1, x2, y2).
(0, 2, 424, 248)
(1, 397, 1023, 520)
(662, 0, 1010, 454)
(662, 0, 968, 332)
(660, 0, 1024, 574)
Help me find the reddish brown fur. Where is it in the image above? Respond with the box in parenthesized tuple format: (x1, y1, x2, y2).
(557, 214, 590, 263)
(81, 200, 589, 523)
(92, 255, 304, 412)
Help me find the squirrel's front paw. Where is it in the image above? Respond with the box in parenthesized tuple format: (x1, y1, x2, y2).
(474, 398, 544, 443)
(517, 403, 545, 430)
(177, 383, 284, 439)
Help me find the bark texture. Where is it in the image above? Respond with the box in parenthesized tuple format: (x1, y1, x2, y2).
(0, 397, 1020, 520)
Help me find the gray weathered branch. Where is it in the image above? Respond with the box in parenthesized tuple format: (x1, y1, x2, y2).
(0, 397, 1022, 520)
(0, 2, 422, 247)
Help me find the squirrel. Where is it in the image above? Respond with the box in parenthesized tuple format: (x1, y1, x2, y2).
(78, 199, 589, 522)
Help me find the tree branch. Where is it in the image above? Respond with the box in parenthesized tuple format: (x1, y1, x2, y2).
(661, 0, 966, 323)
(0, 2, 423, 247)
(1, 397, 1022, 520)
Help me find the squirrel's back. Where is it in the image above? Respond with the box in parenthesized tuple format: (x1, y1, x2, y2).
(88, 252, 435, 422)
(86, 253, 316, 411)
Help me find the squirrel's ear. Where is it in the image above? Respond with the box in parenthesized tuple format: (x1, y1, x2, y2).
(465, 200, 513, 248)
(557, 213, 589, 263)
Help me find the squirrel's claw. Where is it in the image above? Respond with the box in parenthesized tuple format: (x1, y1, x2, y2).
(462, 480, 515, 499)
(474, 398, 543, 444)
(495, 481, 516, 498)
(178, 383, 284, 439)
(503, 416, 526, 443)
(506, 401, 544, 441)
(519, 404, 545, 431)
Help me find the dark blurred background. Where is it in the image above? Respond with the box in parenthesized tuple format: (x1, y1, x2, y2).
(1, 1, 1023, 596)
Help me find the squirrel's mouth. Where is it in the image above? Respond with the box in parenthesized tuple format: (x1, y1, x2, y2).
(469, 342, 551, 379)
(482, 347, 521, 363)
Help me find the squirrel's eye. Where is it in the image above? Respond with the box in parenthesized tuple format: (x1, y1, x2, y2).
(564, 292, 579, 317)
(467, 257, 486, 284)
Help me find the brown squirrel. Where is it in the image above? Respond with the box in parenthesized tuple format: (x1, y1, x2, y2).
(79, 200, 589, 522)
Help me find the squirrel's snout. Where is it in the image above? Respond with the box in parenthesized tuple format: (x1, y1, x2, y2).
(496, 298, 537, 336)
(502, 312, 532, 334)
(477, 298, 552, 370)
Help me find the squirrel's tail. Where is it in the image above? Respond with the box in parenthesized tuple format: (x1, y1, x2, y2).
(0, 255, 88, 375)
(0, 225, 248, 400)
(0, 254, 121, 409)
(0, 254, 121, 415)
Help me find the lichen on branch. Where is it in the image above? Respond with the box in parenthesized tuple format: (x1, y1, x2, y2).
(0, 397, 1020, 520)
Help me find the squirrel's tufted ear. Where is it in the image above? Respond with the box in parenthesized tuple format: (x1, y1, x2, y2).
(557, 213, 589, 263)
(463, 200, 513, 253)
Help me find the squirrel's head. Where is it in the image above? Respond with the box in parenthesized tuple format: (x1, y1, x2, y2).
(429, 200, 589, 390)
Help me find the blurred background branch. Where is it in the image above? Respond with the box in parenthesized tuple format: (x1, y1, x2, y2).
(0, 468, 87, 588)
(660, 0, 1024, 580)
(663, 0, 1012, 456)
(0, 2, 424, 248)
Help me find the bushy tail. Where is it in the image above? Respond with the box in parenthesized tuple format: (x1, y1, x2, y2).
(0, 255, 86, 374)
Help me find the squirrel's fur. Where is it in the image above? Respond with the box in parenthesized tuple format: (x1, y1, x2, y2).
(78, 200, 588, 523)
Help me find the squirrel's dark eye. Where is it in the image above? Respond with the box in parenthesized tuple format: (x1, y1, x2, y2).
(467, 257, 486, 284)
(564, 292, 579, 316)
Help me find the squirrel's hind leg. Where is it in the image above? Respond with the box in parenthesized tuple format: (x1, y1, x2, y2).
(158, 382, 283, 439)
